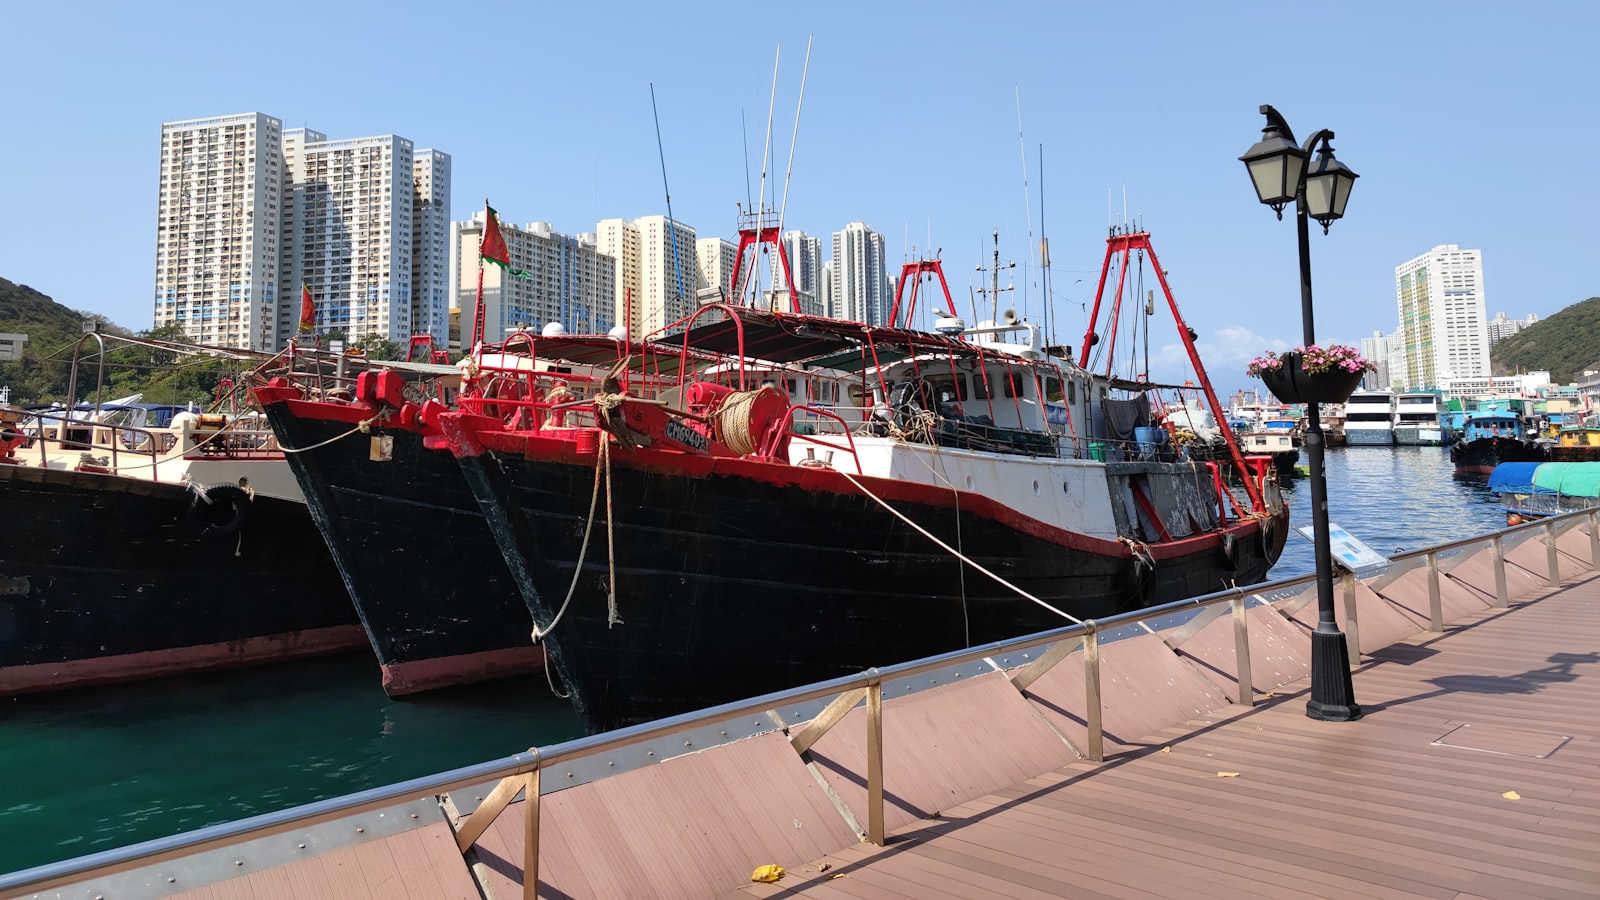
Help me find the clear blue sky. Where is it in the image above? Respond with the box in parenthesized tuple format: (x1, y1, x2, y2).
(2, 1, 1593, 396)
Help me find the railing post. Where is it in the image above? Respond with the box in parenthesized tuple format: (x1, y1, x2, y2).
(1544, 519, 1561, 586)
(1426, 551, 1444, 633)
(1231, 595, 1253, 707)
(1590, 509, 1600, 569)
(1491, 534, 1509, 608)
(1084, 629, 1104, 762)
(1340, 572, 1361, 668)
(523, 769, 540, 900)
(865, 680, 885, 847)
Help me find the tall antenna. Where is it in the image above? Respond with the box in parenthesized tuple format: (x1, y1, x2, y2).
(1039, 142, 1053, 348)
(650, 84, 685, 316)
(775, 34, 812, 248)
(741, 108, 753, 213)
(1015, 86, 1034, 320)
(746, 45, 781, 305)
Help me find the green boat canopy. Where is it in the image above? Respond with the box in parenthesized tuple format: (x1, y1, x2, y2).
(1531, 462, 1600, 499)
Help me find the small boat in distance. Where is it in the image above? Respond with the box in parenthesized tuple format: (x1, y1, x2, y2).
(1549, 425, 1600, 462)
(1343, 390, 1397, 446)
(1450, 405, 1547, 476)
(1393, 391, 1444, 446)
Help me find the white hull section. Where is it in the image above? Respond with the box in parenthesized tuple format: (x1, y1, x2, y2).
(790, 435, 1124, 541)
(1345, 427, 1395, 446)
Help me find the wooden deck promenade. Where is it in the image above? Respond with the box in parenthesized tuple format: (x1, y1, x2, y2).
(733, 559, 1600, 899)
(12, 519, 1600, 900)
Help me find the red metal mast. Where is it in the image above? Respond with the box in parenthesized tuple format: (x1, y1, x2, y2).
(1080, 229, 1264, 510)
(888, 259, 956, 328)
(729, 208, 801, 312)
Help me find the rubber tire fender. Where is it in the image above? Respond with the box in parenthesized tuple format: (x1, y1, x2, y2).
(188, 482, 252, 540)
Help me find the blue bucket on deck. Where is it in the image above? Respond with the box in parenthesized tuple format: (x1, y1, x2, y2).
(1134, 426, 1168, 458)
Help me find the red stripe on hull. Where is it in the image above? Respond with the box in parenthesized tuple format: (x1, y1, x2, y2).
(379, 645, 547, 696)
(0, 625, 368, 696)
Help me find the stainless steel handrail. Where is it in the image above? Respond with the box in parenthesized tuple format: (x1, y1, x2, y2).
(3, 505, 1593, 897)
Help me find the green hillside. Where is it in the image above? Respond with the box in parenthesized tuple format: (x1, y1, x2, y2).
(1491, 297, 1600, 384)
(0, 278, 243, 406)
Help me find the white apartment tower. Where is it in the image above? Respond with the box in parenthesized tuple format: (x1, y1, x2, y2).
(453, 212, 615, 341)
(156, 113, 450, 351)
(831, 222, 889, 325)
(294, 135, 415, 345)
(773, 230, 824, 316)
(411, 150, 452, 344)
(1395, 244, 1490, 390)
(1486, 311, 1539, 349)
(597, 215, 697, 337)
(695, 237, 738, 304)
(153, 113, 284, 351)
(1360, 330, 1393, 391)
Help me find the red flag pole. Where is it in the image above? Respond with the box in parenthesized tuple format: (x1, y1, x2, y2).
(471, 262, 486, 349)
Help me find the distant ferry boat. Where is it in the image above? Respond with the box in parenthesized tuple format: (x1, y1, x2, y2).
(1393, 392, 1443, 445)
(1344, 390, 1396, 446)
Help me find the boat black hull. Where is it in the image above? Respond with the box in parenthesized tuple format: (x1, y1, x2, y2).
(1450, 437, 1547, 477)
(0, 463, 362, 695)
(453, 433, 1286, 734)
(262, 400, 541, 695)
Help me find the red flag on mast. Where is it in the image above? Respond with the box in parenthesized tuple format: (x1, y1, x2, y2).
(480, 203, 510, 267)
(298, 284, 315, 334)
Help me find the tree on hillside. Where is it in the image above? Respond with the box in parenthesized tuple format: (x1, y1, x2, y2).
(1491, 297, 1600, 384)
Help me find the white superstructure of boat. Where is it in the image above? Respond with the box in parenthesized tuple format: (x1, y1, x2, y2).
(1344, 390, 1396, 446)
(1393, 391, 1443, 445)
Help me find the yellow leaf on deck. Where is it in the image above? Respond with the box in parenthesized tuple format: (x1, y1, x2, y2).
(1160, 747, 1171, 753)
(1503, 791, 1521, 801)
(751, 864, 785, 883)
(1217, 771, 1240, 778)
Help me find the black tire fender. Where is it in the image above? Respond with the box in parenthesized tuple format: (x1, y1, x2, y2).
(188, 482, 252, 539)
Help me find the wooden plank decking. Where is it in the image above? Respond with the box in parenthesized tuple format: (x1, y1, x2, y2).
(732, 570, 1600, 900)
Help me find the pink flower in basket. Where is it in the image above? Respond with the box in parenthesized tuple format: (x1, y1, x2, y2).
(1248, 345, 1375, 378)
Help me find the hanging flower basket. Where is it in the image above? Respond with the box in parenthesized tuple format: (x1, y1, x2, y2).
(1257, 349, 1366, 405)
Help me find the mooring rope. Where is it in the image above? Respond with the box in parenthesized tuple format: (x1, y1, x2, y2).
(835, 468, 1081, 624)
(280, 414, 381, 454)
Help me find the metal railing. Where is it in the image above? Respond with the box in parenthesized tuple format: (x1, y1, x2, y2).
(3, 506, 1593, 899)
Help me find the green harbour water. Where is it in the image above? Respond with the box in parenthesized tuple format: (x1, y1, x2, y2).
(0, 652, 583, 874)
(0, 445, 1509, 877)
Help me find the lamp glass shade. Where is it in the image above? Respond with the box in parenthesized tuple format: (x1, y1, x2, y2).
(1305, 149, 1359, 223)
(1240, 133, 1306, 209)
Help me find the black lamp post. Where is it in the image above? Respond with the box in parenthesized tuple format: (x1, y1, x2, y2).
(1240, 104, 1362, 722)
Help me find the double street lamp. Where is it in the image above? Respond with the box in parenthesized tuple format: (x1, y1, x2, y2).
(1240, 104, 1363, 722)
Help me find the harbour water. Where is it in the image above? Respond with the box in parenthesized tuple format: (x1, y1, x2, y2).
(0, 444, 1507, 876)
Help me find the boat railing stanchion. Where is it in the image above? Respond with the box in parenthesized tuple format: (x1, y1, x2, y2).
(1426, 551, 1444, 633)
(1231, 593, 1254, 707)
(1083, 624, 1104, 762)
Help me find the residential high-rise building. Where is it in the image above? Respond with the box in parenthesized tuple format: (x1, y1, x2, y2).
(820, 260, 834, 318)
(1395, 244, 1490, 390)
(1486, 311, 1539, 349)
(1360, 329, 1394, 391)
(830, 222, 889, 325)
(695, 237, 737, 304)
(597, 215, 697, 337)
(452, 212, 615, 343)
(155, 113, 450, 351)
(411, 150, 452, 344)
(772, 230, 824, 316)
(153, 112, 284, 351)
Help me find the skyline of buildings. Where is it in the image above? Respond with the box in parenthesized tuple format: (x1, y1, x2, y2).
(153, 112, 452, 352)
(147, 115, 1559, 370)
